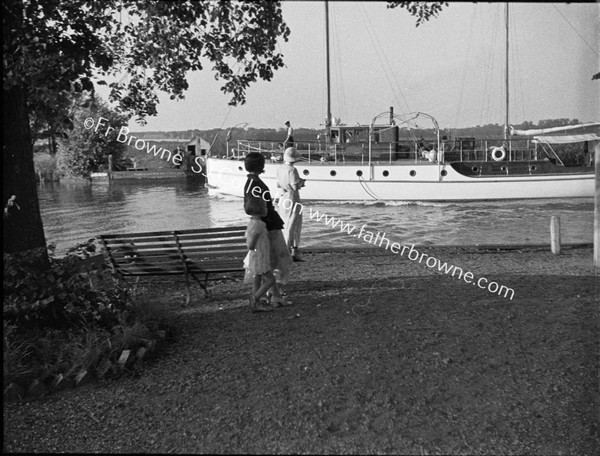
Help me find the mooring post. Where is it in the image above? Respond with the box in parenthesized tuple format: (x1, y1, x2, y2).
(108, 154, 113, 179)
(550, 215, 561, 255)
(594, 139, 600, 274)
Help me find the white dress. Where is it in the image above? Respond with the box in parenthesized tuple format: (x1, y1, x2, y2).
(276, 164, 303, 248)
(243, 218, 271, 283)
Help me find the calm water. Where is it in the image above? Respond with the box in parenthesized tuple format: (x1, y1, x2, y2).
(38, 178, 594, 254)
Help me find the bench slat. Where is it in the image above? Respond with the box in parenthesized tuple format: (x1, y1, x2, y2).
(108, 238, 246, 253)
(100, 226, 245, 240)
(176, 232, 246, 242)
(113, 257, 181, 267)
(104, 240, 246, 254)
(103, 233, 247, 247)
(118, 263, 244, 275)
(112, 246, 248, 263)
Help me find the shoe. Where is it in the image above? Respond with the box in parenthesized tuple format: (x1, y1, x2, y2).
(271, 296, 292, 307)
(250, 295, 273, 313)
(253, 303, 273, 313)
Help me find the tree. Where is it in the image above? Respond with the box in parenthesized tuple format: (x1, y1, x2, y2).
(57, 93, 129, 178)
(387, 1, 449, 27)
(29, 85, 74, 157)
(3, 0, 290, 258)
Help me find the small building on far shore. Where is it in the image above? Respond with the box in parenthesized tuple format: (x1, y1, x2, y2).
(186, 135, 211, 159)
(122, 133, 211, 172)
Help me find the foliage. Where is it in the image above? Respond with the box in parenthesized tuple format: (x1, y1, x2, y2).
(4, 0, 291, 120)
(33, 153, 59, 182)
(3, 240, 129, 331)
(387, 1, 449, 27)
(56, 93, 129, 178)
(29, 87, 74, 156)
(3, 240, 169, 391)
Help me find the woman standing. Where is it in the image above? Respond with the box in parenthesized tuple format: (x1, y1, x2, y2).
(277, 147, 305, 262)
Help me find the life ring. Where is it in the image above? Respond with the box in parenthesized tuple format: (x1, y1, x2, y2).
(491, 147, 506, 161)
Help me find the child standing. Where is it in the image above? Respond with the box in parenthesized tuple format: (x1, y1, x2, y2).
(244, 194, 277, 313)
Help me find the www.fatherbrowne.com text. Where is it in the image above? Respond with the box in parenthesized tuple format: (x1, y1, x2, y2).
(246, 181, 515, 301)
(83, 116, 204, 174)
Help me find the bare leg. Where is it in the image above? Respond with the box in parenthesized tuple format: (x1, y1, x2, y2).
(254, 272, 276, 301)
(253, 274, 262, 297)
(249, 272, 276, 312)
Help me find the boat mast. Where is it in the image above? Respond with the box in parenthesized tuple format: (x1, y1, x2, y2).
(504, 2, 509, 143)
(325, 1, 332, 144)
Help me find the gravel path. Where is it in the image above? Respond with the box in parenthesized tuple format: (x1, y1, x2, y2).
(4, 246, 599, 454)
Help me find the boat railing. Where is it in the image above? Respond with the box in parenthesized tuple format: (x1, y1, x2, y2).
(443, 139, 539, 163)
(227, 138, 542, 165)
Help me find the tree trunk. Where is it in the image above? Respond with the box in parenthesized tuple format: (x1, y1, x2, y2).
(3, 85, 49, 264)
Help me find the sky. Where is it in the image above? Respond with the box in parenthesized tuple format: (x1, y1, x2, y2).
(121, 1, 599, 133)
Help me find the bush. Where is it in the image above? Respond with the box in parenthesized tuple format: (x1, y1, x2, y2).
(3, 243, 129, 331)
(3, 241, 169, 396)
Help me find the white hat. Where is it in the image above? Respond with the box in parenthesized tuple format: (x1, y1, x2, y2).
(283, 147, 300, 163)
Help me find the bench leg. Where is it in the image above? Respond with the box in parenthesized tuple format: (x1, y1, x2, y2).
(185, 284, 191, 306)
(190, 273, 209, 298)
(133, 276, 140, 296)
(183, 272, 191, 306)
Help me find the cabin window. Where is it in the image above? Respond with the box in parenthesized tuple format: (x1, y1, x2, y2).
(200, 149, 207, 156)
(354, 129, 366, 142)
(382, 170, 389, 177)
(330, 170, 337, 177)
(471, 166, 479, 173)
(530, 165, 537, 172)
(440, 170, 447, 177)
(410, 170, 416, 177)
(303, 169, 310, 176)
(238, 166, 243, 171)
(356, 170, 363, 177)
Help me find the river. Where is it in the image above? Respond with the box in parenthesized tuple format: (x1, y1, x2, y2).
(37, 178, 594, 255)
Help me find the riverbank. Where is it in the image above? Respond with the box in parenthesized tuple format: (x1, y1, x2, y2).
(4, 246, 598, 454)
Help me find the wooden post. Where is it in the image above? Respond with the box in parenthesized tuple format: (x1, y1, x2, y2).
(594, 140, 600, 274)
(550, 216, 561, 255)
(108, 154, 113, 180)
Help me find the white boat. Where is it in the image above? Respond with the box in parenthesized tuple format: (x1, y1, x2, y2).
(206, 3, 597, 202)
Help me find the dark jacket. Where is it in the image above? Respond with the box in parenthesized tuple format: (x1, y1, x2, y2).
(244, 174, 284, 231)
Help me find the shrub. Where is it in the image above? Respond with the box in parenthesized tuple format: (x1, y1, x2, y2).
(3, 241, 169, 395)
(3, 242, 129, 331)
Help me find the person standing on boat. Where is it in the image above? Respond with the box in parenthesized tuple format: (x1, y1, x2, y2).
(277, 147, 305, 262)
(284, 121, 294, 148)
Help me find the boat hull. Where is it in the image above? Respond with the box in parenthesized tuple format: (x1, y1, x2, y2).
(205, 158, 594, 201)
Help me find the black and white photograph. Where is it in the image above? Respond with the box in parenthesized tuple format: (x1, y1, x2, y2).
(3, 1, 599, 453)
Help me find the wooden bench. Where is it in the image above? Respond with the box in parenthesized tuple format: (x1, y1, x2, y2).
(99, 226, 247, 305)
